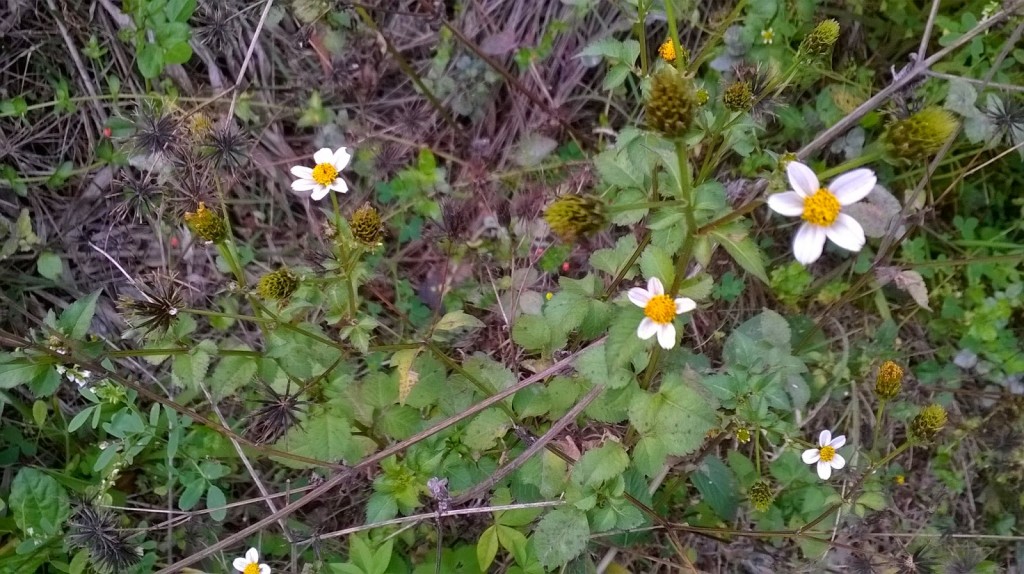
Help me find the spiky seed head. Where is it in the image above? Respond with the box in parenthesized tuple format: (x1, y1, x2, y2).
(132, 111, 182, 156)
(799, 19, 841, 58)
(200, 122, 249, 171)
(67, 506, 141, 573)
(117, 274, 184, 336)
(723, 81, 754, 111)
(874, 360, 904, 399)
(349, 203, 383, 246)
(543, 194, 606, 242)
(910, 404, 948, 442)
(245, 381, 306, 445)
(882, 107, 960, 161)
(748, 480, 775, 512)
(257, 268, 299, 300)
(439, 197, 474, 240)
(645, 68, 699, 137)
(184, 202, 228, 243)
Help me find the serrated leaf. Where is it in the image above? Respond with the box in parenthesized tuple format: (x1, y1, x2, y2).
(274, 403, 361, 468)
(209, 345, 257, 400)
(512, 314, 552, 351)
(604, 306, 647, 370)
(709, 225, 768, 284)
(876, 267, 931, 310)
(574, 344, 632, 389)
(463, 408, 511, 451)
(10, 467, 70, 537)
(57, 290, 101, 340)
(690, 456, 738, 520)
(531, 508, 590, 569)
(572, 442, 629, 487)
(638, 244, 674, 288)
(171, 340, 215, 391)
(628, 371, 718, 477)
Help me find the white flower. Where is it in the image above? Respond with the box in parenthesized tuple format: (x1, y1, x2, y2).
(627, 277, 697, 350)
(767, 161, 877, 265)
(233, 547, 270, 574)
(290, 147, 351, 201)
(761, 27, 775, 45)
(801, 429, 847, 480)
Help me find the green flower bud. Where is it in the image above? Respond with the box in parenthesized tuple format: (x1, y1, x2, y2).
(882, 107, 960, 161)
(350, 203, 383, 247)
(874, 360, 904, 400)
(723, 81, 753, 112)
(543, 194, 606, 242)
(910, 404, 948, 442)
(646, 68, 699, 137)
(184, 202, 228, 243)
(257, 268, 299, 300)
(799, 19, 840, 58)
(696, 88, 710, 106)
(748, 480, 775, 512)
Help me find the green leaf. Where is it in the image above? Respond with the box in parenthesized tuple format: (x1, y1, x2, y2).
(477, 525, 499, 571)
(639, 244, 675, 288)
(512, 314, 552, 351)
(171, 340, 215, 391)
(432, 310, 485, 342)
(208, 346, 257, 400)
(57, 290, 101, 340)
(137, 42, 164, 78)
(0, 357, 39, 390)
(690, 456, 739, 520)
(531, 508, 590, 569)
(162, 41, 193, 65)
(604, 306, 647, 370)
(10, 468, 71, 537)
(628, 371, 718, 477)
(709, 224, 768, 284)
(206, 484, 227, 522)
(572, 442, 629, 487)
(589, 235, 638, 279)
(36, 252, 62, 281)
(463, 408, 511, 451)
(274, 403, 362, 469)
(543, 291, 588, 334)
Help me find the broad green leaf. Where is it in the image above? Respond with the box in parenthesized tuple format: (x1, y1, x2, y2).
(710, 225, 768, 284)
(137, 42, 164, 78)
(531, 508, 590, 569)
(463, 408, 511, 451)
(206, 484, 227, 522)
(57, 290, 101, 340)
(690, 456, 739, 520)
(477, 525, 499, 571)
(209, 345, 257, 400)
(10, 467, 70, 537)
(36, 252, 62, 280)
(512, 314, 552, 351)
(171, 340, 215, 391)
(274, 403, 362, 469)
(572, 442, 629, 487)
(604, 306, 647, 370)
(639, 244, 675, 287)
(433, 310, 485, 336)
(576, 341, 633, 389)
(0, 357, 38, 389)
(628, 370, 718, 477)
(543, 291, 588, 334)
(589, 235, 638, 279)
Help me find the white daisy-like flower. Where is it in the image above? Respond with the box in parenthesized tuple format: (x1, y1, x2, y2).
(627, 277, 697, 350)
(767, 161, 877, 265)
(233, 547, 270, 574)
(801, 429, 847, 480)
(290, 147, 351, 201)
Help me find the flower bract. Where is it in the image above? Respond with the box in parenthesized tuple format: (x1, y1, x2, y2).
(801, 429, 847, 480)
(627, 277, 696, 350)
(233, 547, 270, 574)
(291, 147, 351, 201)
(767, 161, 877, 265)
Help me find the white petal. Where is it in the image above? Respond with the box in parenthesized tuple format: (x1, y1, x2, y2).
(802, 448, 820, 464)
(656, 322, 676, 349)
(828, 169, 876, 205)
(637, 317, 658, 340)
(330, 179, 349, 194)
(259, 565, 271, 574)
(825, 214, 866, 253)
(628, 287, 651, 308)
(786, 161, 820, 197)
(829, 435, 846, 449)
(290, 165, 313, 178)
(793, 224, 826, 265)
(310, 186, 330, 201)
(333, 147, 352, 170)
(817, 460, 832, 480)
(674, 297, 696, 314)
(246, 548, 260, 562)
(767, 191, 806, 217)
(830, 453, 846, 470)
(647, 277, 664, 296)
(818, 430, 832, 447)
(291, 179, 317, 191)
(313, 148, 334, 164)
(233, 558, 248, 571)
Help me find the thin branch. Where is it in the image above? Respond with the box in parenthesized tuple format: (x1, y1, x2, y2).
(916, 0, 942, 61)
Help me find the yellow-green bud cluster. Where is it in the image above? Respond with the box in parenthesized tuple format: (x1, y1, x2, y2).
(723, 81, 753, 112)
(543, 194, 606, 242)
(187, 113, 213, 140)
(257, 268, 299, 300)
(799, 19, 840, 58)
(646, 68, 699, 137)
(696, 88, 710, 106)
(874, 360, 904, 400)
(748, 480, 775, 512)
(882, 107, 960, 161)
(184, 202, 228, 243)
(910, 404, 948, 442)
(350, 203, 383, 246)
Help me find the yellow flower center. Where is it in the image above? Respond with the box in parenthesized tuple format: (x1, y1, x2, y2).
(244, 564, 260, 574)
(801, 188, 841, 227)
(818, 445, 836, 463)
(312, 163, 338, 186)
(658, 40, 676, 62)
(643, 294, 676, 324)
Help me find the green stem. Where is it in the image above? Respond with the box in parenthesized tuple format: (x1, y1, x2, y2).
(605, 199, 686, 213)
(669, 140, 696, 294)
(872, 400, 887, 452)
(634, 0, 650, 76)
(696, 200, 765, 235)
(663, 0, 685, 73)
(816, 146, 885, 180)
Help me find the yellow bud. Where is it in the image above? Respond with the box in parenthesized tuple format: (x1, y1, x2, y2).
(874, 360, 904, 400)
(645, 68, 699, 137)
(748, 480, 775, 512)
(799, 19, 840, 58)
(257, 268, 299, 300)
(910, 404, 948, 442)
(722, 81, 753, 112)
(184, 202, 228, 243)
(543, 195, 606, 242)
(349, 203, 383, 247)
(882, 107, 960, 161)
